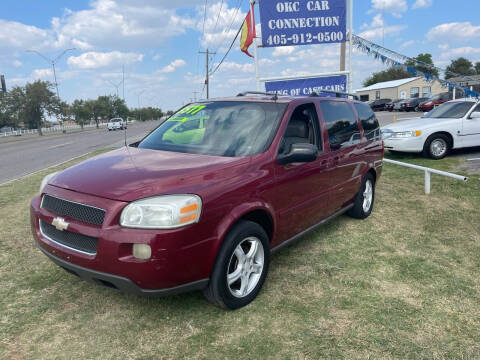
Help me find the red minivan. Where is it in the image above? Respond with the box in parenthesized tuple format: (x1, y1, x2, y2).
(30, 92, 383, 309)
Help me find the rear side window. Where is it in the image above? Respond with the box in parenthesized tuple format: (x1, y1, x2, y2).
(354, 103, 381, 140)
(319, 101, 360, 150)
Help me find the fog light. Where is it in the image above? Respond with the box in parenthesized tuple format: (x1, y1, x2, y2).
(133, 244, 151, 260)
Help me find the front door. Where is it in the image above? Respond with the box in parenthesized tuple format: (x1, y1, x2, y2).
(272, 102, 332, 245)
(461, 103, 480, 147)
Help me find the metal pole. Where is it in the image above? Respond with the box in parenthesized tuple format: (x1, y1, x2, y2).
(348, 0, 353, 93)
(206, 49, 209, 99)
(251, 0, 261, 91)
(122, 65, 125, 100)
(340, 0, 347, 72)
(424, 170, 431, 195)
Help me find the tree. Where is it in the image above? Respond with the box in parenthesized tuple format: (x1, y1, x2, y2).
(363, 66, 411, 87)
(445, 57, 475, 79)
(405, 53, 439, 77)
(7, 81, 60, 135)
(71, 100, 91, 129)
(475, 62, 480, 75)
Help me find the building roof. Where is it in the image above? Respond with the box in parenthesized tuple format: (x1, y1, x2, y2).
(355, 77, 421, 92)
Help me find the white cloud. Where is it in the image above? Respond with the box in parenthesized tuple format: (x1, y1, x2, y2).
(32, 68, 53, 79)
(67, 51, 143, 69)
(198, 1, 246, 51)
(439, 47, 480, 60)
(0, 20, 52, 56)
(159, 59, 187, 73)
(427, 22, 480, 43)
(152, 54, 161, 61)
(272, 46, 295, 57)
(52, 0, 195, 51)
(400, 40, 415, 49)
(370, 0, 408, 18)
(13, 60, 22, 68)
(359, 14, 407, 40)
(412, 0, 433, 9)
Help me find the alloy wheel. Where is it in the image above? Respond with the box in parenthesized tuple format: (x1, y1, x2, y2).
(362, 180, 373, 213)
(227, 237, 264, 298)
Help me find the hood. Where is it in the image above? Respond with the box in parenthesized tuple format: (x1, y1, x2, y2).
(50, 147, 250, 202)
(381, 117, 456, 132)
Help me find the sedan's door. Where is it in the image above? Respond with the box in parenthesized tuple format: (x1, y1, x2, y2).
(461, 103, 480, 147)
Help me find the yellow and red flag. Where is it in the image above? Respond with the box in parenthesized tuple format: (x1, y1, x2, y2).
(240, 3, 256, 57)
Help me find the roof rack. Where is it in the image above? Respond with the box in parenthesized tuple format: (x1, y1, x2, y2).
(236, 91, 278, 100)
(309, 90, 359, 100)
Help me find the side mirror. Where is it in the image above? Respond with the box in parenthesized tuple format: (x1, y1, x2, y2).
(278, 143, 317, 165)
(470, 111, 480, 119)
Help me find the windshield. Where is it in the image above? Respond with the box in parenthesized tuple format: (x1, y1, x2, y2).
(138, 101, 287, 157)
(423, 102, 475, 119)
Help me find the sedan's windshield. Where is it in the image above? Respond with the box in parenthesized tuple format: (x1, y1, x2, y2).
(138, 101, 287, 157)
(423, 102, 475, 119)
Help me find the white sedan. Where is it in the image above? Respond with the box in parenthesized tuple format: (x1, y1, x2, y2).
(382, 99, 480, 159)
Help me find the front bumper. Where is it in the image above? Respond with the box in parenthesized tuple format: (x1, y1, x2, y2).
(384, 136, 425, 153)
(36, 244, 208, 296)
(31, 185, 215, 294)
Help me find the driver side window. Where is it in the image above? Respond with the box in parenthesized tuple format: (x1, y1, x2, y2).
(279, 103, 321, 155)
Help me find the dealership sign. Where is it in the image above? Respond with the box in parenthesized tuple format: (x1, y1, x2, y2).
(264, 75, 347, 96)
(259, 0, 346, 47)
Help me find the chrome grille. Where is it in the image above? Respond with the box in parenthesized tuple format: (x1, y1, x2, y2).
(41, 194, 105, 226)
(39, 220, 98, 255)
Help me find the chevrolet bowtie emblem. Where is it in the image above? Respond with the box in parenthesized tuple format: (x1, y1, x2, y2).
(52, 217, 69, 231)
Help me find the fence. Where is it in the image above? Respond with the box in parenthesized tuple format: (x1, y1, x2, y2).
(383, 158, 468, 194)
(1, 123, 108, 137)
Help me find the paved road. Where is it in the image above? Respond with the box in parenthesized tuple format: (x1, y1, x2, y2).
(0, 120, 162, 184)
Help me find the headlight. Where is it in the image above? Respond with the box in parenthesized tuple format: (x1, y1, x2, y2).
(120, 195, 202, 229)
(39, 172, 58, 193)
(390, 130, 422, 138)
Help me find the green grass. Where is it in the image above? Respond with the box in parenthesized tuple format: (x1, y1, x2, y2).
(1, 150, 479, 359)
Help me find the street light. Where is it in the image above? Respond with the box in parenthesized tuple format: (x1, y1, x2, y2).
(107, 79, 123, 98)
(135, 90, 145, 121)
(26, 48, 76, 131)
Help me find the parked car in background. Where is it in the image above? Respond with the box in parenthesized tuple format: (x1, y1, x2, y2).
(370, 98, 392, 111)
(401, 97, 430, 112)
(394, 99, 409, 111)
(382, 99, 480, 159)
(108, 118, 126, 131)
(385, 99, 403, 112)
(31, 92, 383, 310)
(418, 93, 451, 112)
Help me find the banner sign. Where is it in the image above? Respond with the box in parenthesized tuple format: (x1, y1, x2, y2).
(265, 75, 347, 97)
(259, 0, 346, 47)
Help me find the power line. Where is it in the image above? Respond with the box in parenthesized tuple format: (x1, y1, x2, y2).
(209, 22, 243, 76)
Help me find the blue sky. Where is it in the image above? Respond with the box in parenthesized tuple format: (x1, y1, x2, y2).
(1, 0, 479, 110)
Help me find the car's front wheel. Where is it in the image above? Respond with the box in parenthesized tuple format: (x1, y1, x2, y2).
(203, 220, 270, 309)
(423, 133, 450, 160)
(347, 173, 375, 219)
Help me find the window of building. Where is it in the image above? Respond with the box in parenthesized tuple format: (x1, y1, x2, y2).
(422, 86, 431, 97)
(375, 90, 380, 100)
(319, 101, 360, 150)
(353, 103, 381, 140)
(410, 87, 420, 98)
(360, 95, 369, 102)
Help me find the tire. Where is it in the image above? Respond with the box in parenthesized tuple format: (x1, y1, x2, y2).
(423, 133, 450, 160)
(203, 220, 270, 310)
(347, 173, 375, 219)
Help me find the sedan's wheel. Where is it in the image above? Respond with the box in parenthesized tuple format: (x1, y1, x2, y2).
(203, 220, 270, 309)
(347, 173, 375, 219)
(423, 134, 450, 160)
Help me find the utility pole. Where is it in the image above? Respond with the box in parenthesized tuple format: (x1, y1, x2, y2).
(122, 65, 125, 100)
(199, 49, 215, 99)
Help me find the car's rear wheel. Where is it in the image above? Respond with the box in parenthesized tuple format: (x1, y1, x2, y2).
(347, 173, 375, 219)
(423, 134, 450, 160)
(203, 220, 270, 310)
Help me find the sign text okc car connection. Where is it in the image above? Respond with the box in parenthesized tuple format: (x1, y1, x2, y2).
(259, 0, 346, 47)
